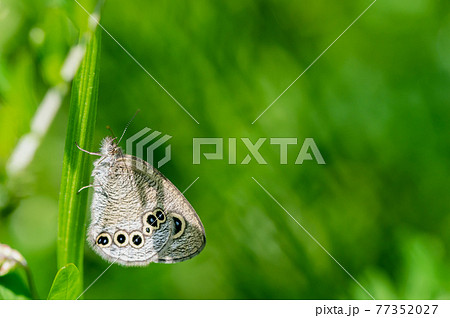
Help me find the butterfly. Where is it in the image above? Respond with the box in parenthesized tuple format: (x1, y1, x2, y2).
(78, 135, 205, 266)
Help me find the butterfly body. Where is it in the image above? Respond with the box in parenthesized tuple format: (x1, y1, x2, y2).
(88, 137, 205, 266)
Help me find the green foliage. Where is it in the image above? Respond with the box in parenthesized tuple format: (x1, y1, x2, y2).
(0, 284, 29, 300)
(57, 28, 101, 280)
(47, 264, 82, 300)
(1, 0, 450, 300)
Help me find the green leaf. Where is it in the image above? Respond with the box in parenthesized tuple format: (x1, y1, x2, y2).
(57, 26, 101, 285)
(0, 244, 39, 299)
(0, 285, 29, 300)
(47, 264, 82, 300)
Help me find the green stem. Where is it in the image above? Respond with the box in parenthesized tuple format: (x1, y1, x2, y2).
(23, 265, 39, 300)
(57, 28, 101, 284)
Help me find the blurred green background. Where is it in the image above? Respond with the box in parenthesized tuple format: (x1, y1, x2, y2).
(1, 0, 449, 299)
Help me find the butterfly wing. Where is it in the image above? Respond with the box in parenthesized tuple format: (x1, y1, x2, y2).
(89, 154, 171, 266)
(119, 155, 206, 264)
(156, 210, 206, 263)
(153, 182, 206, 264)
(88, 152, 205, 266)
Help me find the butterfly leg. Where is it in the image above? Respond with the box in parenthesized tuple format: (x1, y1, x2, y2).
(77, 179, 109, 197)
(77, 184, 101, 194)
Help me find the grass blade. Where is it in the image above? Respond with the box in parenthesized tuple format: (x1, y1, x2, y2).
(57, 28, 101, 283)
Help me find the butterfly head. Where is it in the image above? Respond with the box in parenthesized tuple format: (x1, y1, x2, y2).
(101, 136, 123, 157)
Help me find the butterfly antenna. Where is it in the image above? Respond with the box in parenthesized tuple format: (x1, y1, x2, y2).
(106, 125, 116, 140)
(117, 109, 140, 145)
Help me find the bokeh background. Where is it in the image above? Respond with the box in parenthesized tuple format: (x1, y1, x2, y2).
(1, 0, 450, 299)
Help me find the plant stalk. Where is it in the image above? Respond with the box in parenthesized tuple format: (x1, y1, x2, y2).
(57, 28, 101, 286)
